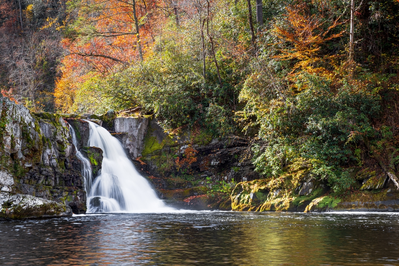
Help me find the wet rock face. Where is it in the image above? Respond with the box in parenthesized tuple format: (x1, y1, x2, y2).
(299, 181, 314, 196)
(81, 146, 103, 178)
(0, 171, 14, 192)
(66, 119, 90, 150)
(113, 117, 149, 159)
(0, 98, 86, 219)
(124, 118, 260, 209)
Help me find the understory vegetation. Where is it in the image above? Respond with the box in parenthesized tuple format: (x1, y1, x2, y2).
(2, 0, 399, 197)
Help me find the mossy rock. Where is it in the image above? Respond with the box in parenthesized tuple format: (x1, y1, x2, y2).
(159, 186, 207, 200)
(66, 118, 90, 150)
(304, 196, 341, 212)
(292, 187, 326, 209)
(33, 112, 66, 130)
(33, 112, 58, 121)
(257, 196, 296, 212)
(182, 194, 210, 209)
(356, 168, 377, 181)
(360, 173, 387, 190)
(332, 189, 399, 211)
(165, 176, 192, 190)
(0, 193, 72, 219)
(100, 110, 117, 132)
(231, 179, 270, 211)
(142, 133, 177, 157)
(81, 146, 103, 177)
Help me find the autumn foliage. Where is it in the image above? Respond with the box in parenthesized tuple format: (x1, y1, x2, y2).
(55, 0, 168, 112)
(175, 146, 198, 171)
(1, 88, 17, 103)
(273, 2, 344, 80)
(2, 0, 399, 195)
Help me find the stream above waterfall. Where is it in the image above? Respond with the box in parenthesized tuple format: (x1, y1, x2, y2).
(1, 211, 399, 265)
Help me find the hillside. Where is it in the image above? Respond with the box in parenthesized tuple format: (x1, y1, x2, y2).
(1, 0, 399, 208)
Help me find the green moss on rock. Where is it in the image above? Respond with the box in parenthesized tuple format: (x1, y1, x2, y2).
(192, 129, 213, 146)
(0, 194, 72, 220)
(292, 187, 325, 208)
(142, 135, 165, 156)
(304, 196, 341, 212)
(81, 146, 103, 177)
(360, 173, 387, 190)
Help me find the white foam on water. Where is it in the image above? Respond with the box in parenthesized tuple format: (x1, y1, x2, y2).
(69, 124, 93, 210)
(85, 121, 173, 213)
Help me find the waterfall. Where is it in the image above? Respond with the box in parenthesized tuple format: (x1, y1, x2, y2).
(69, 124, 93, 208)
(85, 120, 171, 213)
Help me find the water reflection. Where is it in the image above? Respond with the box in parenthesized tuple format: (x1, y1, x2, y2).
(1, 212, 399, 265)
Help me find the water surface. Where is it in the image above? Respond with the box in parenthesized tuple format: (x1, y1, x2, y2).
(1, 211, 399, 265)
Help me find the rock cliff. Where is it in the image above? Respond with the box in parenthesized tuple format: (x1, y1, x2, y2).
(109, 118, 258, 209)
(3, 102, 396, 217)
(110, 116, 399, 212)
(0, 96, 86, 219)
(113, 117, 148, 159)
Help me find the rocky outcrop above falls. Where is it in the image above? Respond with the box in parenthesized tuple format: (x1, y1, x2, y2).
(0, 96, 86, 219)
(113, 117, 148, 159)
(65, 119, 90, 151)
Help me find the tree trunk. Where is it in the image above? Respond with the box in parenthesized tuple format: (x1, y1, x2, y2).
(369, 145, 399, 190)
(206, 0, 222, 87)
(256, 0, 263, 27)
(387, 172, 399, 190)
(173, 1, 179, 27)
(201, 18, 206, 80)
(132, 0, 144, 62)
(349, 0, 354, 75)
(246, 0, 256, 50)
(17, 0, 23, 30)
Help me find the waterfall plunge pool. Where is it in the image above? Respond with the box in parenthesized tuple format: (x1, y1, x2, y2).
(1, 211, 399, 265)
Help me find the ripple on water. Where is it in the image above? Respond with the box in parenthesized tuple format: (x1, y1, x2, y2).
(1, 211, 399, 265)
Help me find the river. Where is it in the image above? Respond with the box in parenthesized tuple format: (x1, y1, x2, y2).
(1, 211, 398, 265)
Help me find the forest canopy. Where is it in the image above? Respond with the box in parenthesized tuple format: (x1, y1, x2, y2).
(1, 0, 399, 192)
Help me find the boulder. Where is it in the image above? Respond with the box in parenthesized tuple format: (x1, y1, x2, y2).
(0, 192, 71, 219)
(298, 181, 314, 196)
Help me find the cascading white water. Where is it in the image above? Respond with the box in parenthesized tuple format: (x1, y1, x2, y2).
(86, 120, 171, 213)
(69, 125, 93, 201)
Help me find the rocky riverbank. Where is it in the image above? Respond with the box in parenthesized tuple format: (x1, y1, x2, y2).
(2, 97, 399, 218)
(94, 115, 399, 212)
(0, 95, 87, 219)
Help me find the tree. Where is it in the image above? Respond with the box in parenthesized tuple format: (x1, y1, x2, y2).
(246, 0, 256, 49)
(0, 0, 66, 111)
(256, 0, 263, 27)
(55, 0, 168, 112)
(132, 0, 144, 61)
(272, 2, 345, 81)
(349, 0, 354, 64)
